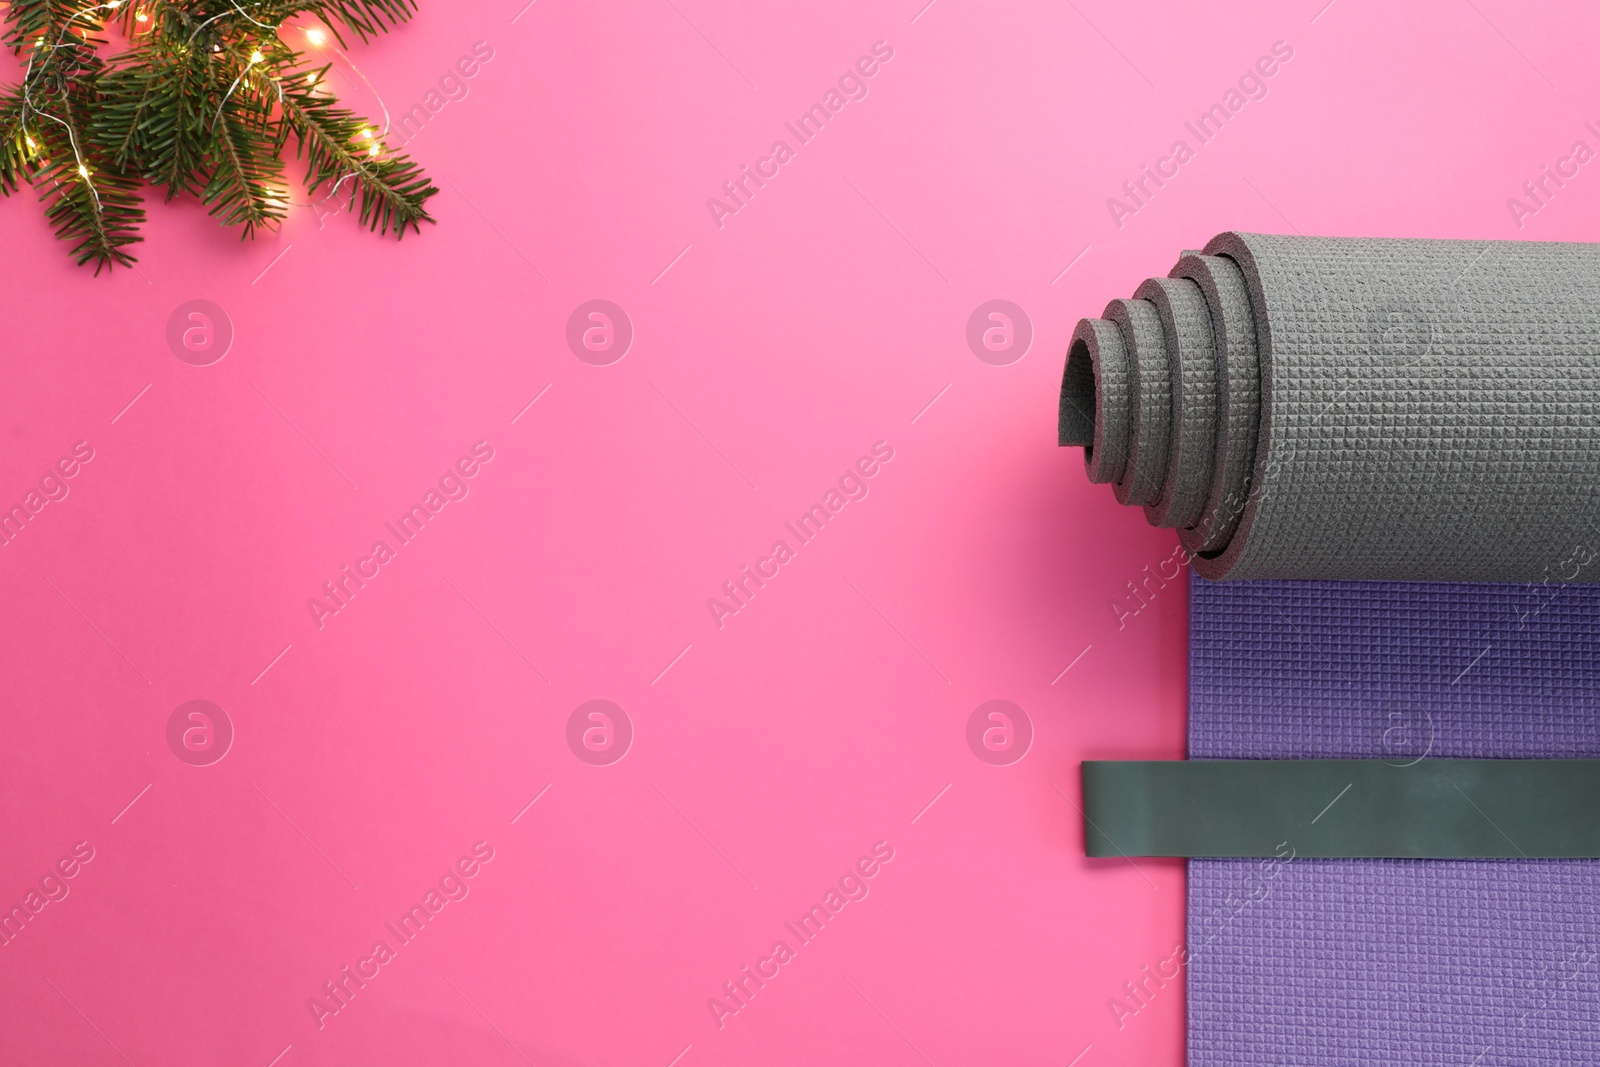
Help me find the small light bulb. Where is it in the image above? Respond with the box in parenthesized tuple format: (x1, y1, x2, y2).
(107, 0, 121, 8)
(249, 49, 263, 63)
(359, 128, 373, 140)
(77, 164, 89, 177)
(368, 144, 379, 156)
(305, 27, 325, 45)
(24, 135, 36, 149)
(135, 10, 147, 20)
(305, 71, 317, 84)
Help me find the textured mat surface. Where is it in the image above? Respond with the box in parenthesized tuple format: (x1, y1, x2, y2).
(1186, 572, 1600, 1065)
(1060, 234, 1600, 581)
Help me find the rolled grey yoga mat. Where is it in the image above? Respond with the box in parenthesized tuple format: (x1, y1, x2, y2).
(1059, 233, 1600, 581)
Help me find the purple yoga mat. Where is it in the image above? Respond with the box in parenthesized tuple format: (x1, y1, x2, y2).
(1186, 574, 1600, 1066)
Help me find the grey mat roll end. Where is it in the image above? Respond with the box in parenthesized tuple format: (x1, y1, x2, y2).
(1170, 252, 1259, 556)
(1104, 298, 1171, 507)
(1059, 231, 1600, 581)
(1060, 322, 1098, 448)
(1064, 318, 1130, 484)
(1134, 275, 1218, 531)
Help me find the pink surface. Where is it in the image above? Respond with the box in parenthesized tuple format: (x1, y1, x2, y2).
(3, 1, 1599, 1063)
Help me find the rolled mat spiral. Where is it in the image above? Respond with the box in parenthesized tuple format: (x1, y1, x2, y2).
(1059, 233, 1600, 581)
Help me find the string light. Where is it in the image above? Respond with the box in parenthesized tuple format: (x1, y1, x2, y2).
(367, 144, 380, 156)
(24, 135, 36, 149)
(249, 49, 263, 63)
(77, 164, 90, 177)
(359, 128, 373, 140)
(305, 27, 326, 45)
(135, 10, 147, 20)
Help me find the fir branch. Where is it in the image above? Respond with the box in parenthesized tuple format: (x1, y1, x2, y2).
(273, 0, 416, 47)
(276, 75, 435, 237)
(312, 0, 415, 44)
(31, 82, 144, 271)
(132, 0, 417, 49)
(113, 1, 204, 46)
(91, 57, 161, 169)
(0, 86, 28, 195)
(201, 60, 285, 234)
(2, 0, 435, 269)
(4, 0, 86, 54)
(135, 40, 219, 198)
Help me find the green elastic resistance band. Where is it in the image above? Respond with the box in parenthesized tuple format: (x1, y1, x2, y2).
(1081, 759, 1600, 858)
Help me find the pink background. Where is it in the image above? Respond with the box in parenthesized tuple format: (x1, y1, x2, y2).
(3, 0, 1599, 1063)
